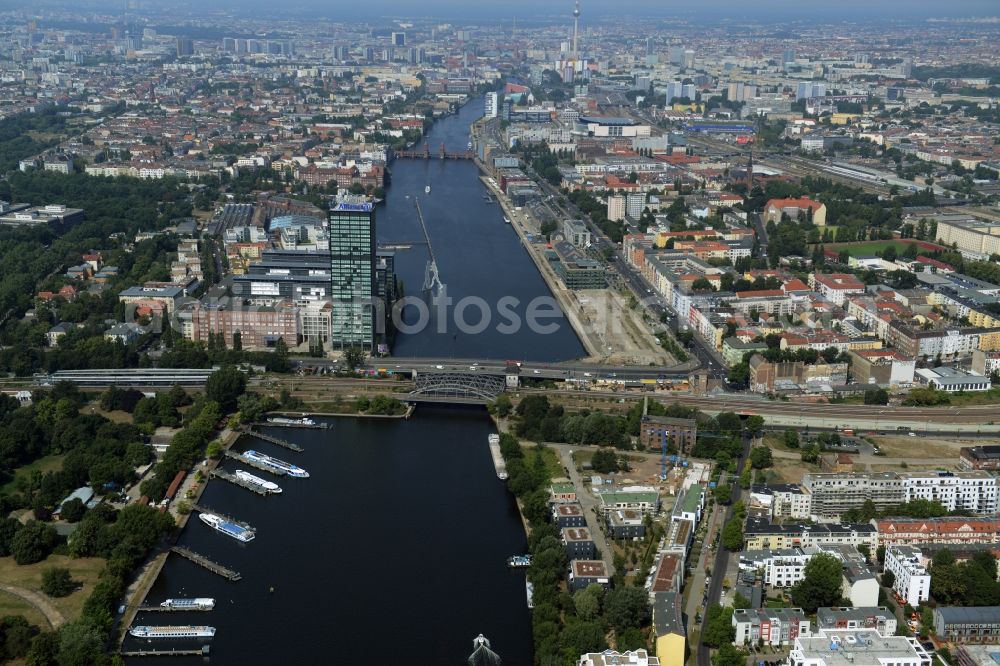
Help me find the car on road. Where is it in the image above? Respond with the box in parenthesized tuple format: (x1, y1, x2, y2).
(908, 432, 916, 437)
(435, 365, 444, 369)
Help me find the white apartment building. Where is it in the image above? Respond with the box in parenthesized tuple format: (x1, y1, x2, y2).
(802, 471, 998, 518)
(883, 546, 931, 608)
(901, 470, 998, 514)
(787, 629, 931, 666)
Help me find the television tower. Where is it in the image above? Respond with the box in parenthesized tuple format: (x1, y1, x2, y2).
(572, 0, 581, 57)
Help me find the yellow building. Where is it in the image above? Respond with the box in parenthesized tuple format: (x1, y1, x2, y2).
(980, 330, 1000, 351)
(653, 592, 686, 666)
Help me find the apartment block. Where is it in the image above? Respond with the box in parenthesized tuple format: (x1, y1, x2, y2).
(883, 546, 931, 608)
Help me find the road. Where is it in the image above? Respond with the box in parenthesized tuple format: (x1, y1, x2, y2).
(0, 584, 66, 629)
(553, 444, 616, 569)
(698, 432, 751, 666)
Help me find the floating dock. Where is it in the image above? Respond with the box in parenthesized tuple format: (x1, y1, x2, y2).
(489, 442, 508, 480)
(244, 430, 304, 452)
(190, 503, 255, 531)
(169, 547, 241, 582)
(208, 469, 276, 496)
(223, 450, 287, 476)
(120, 647, 211, 657)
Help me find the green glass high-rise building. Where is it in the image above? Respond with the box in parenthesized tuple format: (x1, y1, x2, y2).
(328, 200, 376, 351)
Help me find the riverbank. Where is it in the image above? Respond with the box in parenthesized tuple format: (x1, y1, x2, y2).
(477, 171, 602, 361)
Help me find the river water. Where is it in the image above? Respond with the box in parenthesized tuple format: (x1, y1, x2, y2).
(125, 409, 533, 665)
(379, 96, 585, 361)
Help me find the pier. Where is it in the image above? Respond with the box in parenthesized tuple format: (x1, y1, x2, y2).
(209, 469, 276, 496)
(169, 547, 241, 582)
(121, 646, 211, 658)
(190, 503, 255, 531)
(244, 430, 304, 452)
(223, 450, 287, 475)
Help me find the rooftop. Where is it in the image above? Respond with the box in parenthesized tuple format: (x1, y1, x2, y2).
(792, 629, 928, 666)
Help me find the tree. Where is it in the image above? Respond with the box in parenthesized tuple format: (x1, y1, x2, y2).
(204, 366, 246, 412)
(864, 388, 889, 405)
(714, 484, 732, 504)
(745, 415, 765, 436)
(702, 604, 735, 647)
(10, 521, 57, 565)
(59, 498, 86, 523)
(491, 394, 512, 418)
(561, 619, 606, 656)
(714, 642, 746, 666)
(41, 568, 76, 597)
(783, 430, 800, 449)
(590, 448, 620, 474)
(749, 446, 773, 469)
(55, 620, 105, 666)
(801, 444, 821, 463)
(573, 583, 605, 620)
(604, 586, 651, 632)
(721, 519, 744, 551)
(791, 553, 844, 612)
(343, 346, 367, 371)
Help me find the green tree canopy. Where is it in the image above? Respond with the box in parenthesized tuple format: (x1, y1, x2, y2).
(791, 553, 844, 612)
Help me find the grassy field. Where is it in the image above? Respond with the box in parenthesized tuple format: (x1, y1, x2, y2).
(0, 455, 67, 495)
(0, 555, 106, 623)
(832, 241, 913, 257)
(528, 445, 565, 479)
(0, 590, 48, 628)
(945, 387, 1000, 407)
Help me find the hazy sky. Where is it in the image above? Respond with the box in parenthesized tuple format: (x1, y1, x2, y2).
(15, 0, 1000, 20)
(273, 0, 1000, 19)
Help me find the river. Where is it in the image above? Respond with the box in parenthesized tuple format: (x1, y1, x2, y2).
(379, 96, 585, 361)
(125, 409, 533, 665)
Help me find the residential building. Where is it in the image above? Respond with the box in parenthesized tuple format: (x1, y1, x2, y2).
(883, 546, 931, 607)
(562, 527, 596, 560)
(118, 285, 184, 314)
(815, 607, 897, 635)
(608, 509, 646, 539)
(568, 560, 611, 593)
(749, 484, 812, 520)
(933, 607, 1000, 644)
(639, 415, 699, 454)
(553, 503, 587, 529)
(608, 195, 626, 222)
(648, 552, 683, 595)
(810, 273, 865, 306)
(328, 200, 376, 351)
(596, 487, 660, 515)
(732, 607, 810, 647)
(787, 629, 932, 666)
(802, 471, 999, 518)
(848, 350, 916, 386)
(875, 517, 1000, 546)
(765, 197, 827, 227)
(577, 650, 659, 666)
(743, 519, 878, 551)
(653, 592, 686, 666)
(960, 446, 1000, 471)
(972, 350, 1000, 376)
